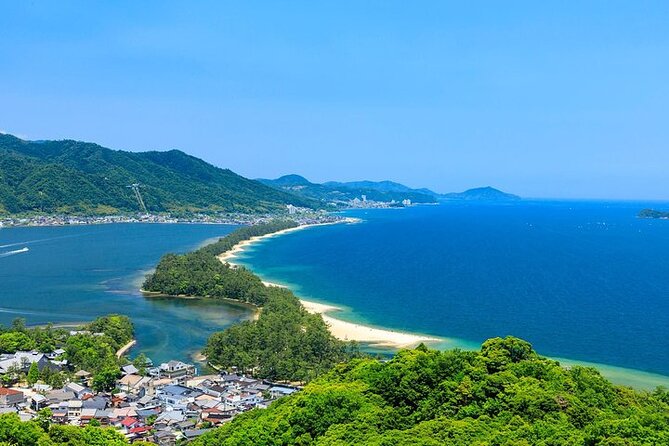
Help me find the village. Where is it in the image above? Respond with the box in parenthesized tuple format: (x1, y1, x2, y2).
(0, 348, 299, 445)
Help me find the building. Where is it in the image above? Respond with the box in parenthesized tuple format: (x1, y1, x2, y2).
(158, 361, 196, 379)
(0, 388, 24, 407)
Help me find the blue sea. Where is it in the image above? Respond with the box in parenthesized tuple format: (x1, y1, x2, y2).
(0, 223, 251, 365)
(233, 201, 669, 388)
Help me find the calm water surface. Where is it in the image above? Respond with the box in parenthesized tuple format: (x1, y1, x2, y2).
(234, 201, 669, 386)
(0, 223, 252, 364)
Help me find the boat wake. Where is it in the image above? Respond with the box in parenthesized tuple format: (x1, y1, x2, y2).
(0, 232, 89, 250)
(0, 247, 29, 258)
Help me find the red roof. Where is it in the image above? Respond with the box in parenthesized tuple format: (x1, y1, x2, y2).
(120, 417, 140, 427)
(0, 388, 22, 396)
(129, 426, 151, 434)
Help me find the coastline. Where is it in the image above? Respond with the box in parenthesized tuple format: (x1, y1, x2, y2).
(217, 218, 442, 349)
(215, 217, 669, 390)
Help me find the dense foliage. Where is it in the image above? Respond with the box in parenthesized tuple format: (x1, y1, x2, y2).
(0, 133, 316, 215)
(0, 315, 133, 386)
(204, 287, 358, 382)
(143, 221, 298, 305)
(65, 315, 134, 375)
(195, 337, 669, 445)
(0, 412, 129, 445)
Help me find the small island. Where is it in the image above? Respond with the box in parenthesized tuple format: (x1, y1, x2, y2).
(638, 209, 669, 219)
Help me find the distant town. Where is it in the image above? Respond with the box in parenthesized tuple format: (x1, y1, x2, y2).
(0, 197, 415, 228)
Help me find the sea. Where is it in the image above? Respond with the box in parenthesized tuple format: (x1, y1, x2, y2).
(1, 200, 669, 388)
(232, 200, 669, 388)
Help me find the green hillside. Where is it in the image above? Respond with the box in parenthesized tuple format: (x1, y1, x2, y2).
(0, 134, 315, 215)
(258, 174, 438, 205)
(194, 337, 669, 445)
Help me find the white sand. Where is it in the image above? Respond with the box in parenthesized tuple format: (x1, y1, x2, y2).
(299, 298, 440, 348)
(218, 219, 441, 349)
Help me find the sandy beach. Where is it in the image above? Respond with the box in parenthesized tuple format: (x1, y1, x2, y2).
(218, 219, 441, 349)
(299, 298, 440, 348)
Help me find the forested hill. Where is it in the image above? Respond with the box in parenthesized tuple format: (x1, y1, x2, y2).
(0, 133, 315, 215)
(195, 337, 669, 445)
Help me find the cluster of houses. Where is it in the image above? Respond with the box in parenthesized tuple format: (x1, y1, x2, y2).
(0, 353, 299, 445)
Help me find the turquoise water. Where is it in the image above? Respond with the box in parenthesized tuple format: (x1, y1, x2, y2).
(0, 224, 253, 364)
(233, 201, 669, 388)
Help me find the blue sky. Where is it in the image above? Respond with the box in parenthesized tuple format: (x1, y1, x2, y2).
(1, 1, 668, 199)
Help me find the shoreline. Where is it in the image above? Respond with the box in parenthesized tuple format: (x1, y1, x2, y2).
(217, 219, 442, 349)
(116, 339, 137, 358)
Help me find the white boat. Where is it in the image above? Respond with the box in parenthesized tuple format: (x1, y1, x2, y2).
(0, 247, 29, 257)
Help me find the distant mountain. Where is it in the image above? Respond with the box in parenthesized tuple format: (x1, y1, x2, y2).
(440, 186, 520, 201)
(258, 175, 438, 205)
(323, 180, 439, 197)
(0, 134, 315, 215)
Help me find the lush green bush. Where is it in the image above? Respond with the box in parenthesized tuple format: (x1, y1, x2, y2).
(204, 287, 359, 382)
(195, 337, 669, 446)
(143, 220, 298, 305)
(0, 412, 128, 445)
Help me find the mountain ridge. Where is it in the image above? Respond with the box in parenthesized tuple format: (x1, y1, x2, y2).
(258, 174, 439, 205)
(0, 134, 315, 215)
(259, 175, 520, 204)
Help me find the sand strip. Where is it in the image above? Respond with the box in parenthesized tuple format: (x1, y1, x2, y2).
(218, 219, 441, 349)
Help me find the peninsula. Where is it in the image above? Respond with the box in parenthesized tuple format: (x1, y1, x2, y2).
(217, 222, 441, 349)
(143, 218, 439, 349)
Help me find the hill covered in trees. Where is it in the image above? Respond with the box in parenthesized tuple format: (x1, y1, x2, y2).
(0, 133, 315, 215)
(441, 186, 521, 201)
(195, 337, 669, 445)
(257, 175, 438, 205)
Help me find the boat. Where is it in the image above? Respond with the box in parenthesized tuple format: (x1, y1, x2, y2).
(0, 247, 29, 257)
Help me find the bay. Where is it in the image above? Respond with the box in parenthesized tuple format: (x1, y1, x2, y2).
(0, 223, 252, 365)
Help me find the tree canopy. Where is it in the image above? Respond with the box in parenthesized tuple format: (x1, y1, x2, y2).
(195, 337, 669, 446)
(143, 220, 298, 306)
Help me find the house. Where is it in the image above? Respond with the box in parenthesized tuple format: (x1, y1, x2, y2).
(118, 416, 143, 432)
(46, 349, 66, 360)
(121, 364, 139, 375)
(153, 430, 177, 446)
(0, 352, 58, 374)
(67, 400, 83, 418)
(46, 389, 75, 404)
(156, 385, 201, 409)
(159, 361, 196, 379)
(269, 386, 298, 399)
(0, 388, 24, 407)
(31, 394, 48, 411)
(82, 395, 108, 411)
(183, 428, 213, 441)
(65, 382, 90, 399)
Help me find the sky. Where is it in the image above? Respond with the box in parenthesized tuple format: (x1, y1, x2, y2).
(1, 1, 668, 199)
